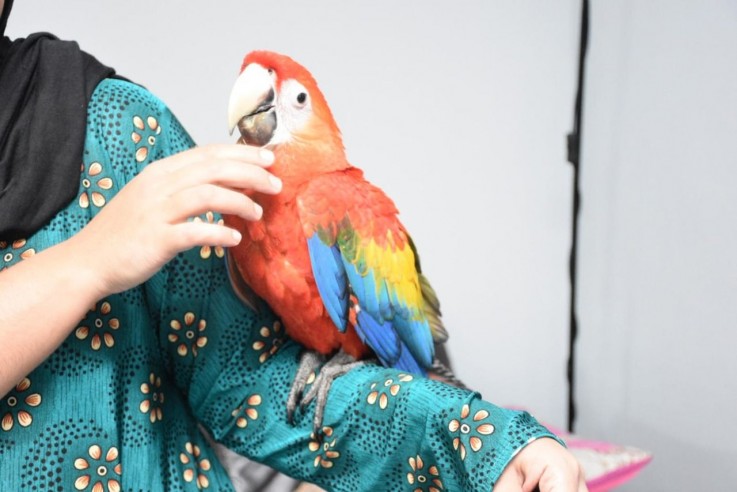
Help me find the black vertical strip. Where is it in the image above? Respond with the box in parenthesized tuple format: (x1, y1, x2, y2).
(566, 0, 589, 433)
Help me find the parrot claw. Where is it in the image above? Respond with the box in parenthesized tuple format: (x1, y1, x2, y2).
(302, 351, 365, 432)
(287, 351, 325, 424)
(287, 349, 365, 433)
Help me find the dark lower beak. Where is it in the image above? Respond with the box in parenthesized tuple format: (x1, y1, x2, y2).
(236, 93, 277, 147)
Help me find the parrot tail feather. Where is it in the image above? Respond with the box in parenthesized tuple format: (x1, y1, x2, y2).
(420, 274, 448, 343)
(430, 358, 468, 390)
(225, 249, 262, 313)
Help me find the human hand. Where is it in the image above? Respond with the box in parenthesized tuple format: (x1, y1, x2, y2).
(494, 437, 587, 492)
(71, 144, 280, 296)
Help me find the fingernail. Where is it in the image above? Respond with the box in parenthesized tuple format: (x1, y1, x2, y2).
(269, 174, 282, 191)
(231, 230, 242, 243)
(253, 203, 263, 219)
(260, 149, 274, 164)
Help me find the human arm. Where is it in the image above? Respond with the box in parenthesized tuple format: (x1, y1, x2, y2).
(0, 230, 102, 396)
(287, 440, 586, 492)
(0, 139, 279, 397)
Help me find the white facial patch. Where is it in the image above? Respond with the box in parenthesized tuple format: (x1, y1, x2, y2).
(270, 79, 312, 146)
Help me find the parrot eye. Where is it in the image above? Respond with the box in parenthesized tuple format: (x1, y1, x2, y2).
(281, 80, 311, 124)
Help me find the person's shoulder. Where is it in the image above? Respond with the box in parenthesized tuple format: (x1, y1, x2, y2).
(90, 78, 170, 115)
(84, 78, 193, 181)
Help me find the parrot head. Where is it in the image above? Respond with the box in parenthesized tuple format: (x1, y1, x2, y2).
(227, 51, 347, 178)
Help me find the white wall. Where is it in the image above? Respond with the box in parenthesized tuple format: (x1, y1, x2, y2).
(7, 2, 578, 427)
(577, 1, 737, 490)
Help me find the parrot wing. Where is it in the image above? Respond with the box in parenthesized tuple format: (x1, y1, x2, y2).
(297, 169, 435, 374)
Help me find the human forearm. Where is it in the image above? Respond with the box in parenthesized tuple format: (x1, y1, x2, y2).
(0, 235, 102, 396)
(202, 346, 562, 491)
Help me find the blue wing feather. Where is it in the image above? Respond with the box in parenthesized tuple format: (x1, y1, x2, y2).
(394, 341, 426, 375)
(306, 234, 348, 332)
(354, 310, 401, 367)
(360, 269, 380, 316)
(391, 315, 434, 369)
(377, 281, 393, 320)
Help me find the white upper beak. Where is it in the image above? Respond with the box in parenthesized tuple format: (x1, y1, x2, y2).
(227, 63, 275, 134)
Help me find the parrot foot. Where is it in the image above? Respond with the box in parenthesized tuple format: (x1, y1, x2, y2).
(286, 351, 325, 424)
(287, 349, 365, 432)
(302, 350, 365, 432)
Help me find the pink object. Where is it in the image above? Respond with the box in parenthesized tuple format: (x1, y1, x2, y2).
(544, 423, 653, 492)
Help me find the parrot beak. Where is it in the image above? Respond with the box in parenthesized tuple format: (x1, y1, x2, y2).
(227, 63, 278, 147)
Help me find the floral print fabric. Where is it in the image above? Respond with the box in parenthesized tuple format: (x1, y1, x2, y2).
(0, 79, 560, 491)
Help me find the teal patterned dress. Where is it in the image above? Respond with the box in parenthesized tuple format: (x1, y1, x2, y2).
(0, 79, 560, 491)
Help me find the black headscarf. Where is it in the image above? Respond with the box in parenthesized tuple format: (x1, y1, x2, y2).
(0, 0, 118, 240)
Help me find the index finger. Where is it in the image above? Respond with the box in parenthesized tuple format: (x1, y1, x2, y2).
(152, 143, 275, 175)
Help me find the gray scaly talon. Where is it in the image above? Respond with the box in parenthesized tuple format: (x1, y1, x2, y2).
(286, 351, 324, 423)
(287, 349, 365, 432)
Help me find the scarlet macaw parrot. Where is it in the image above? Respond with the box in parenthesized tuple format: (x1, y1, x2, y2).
(225, 51, 453, 429)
